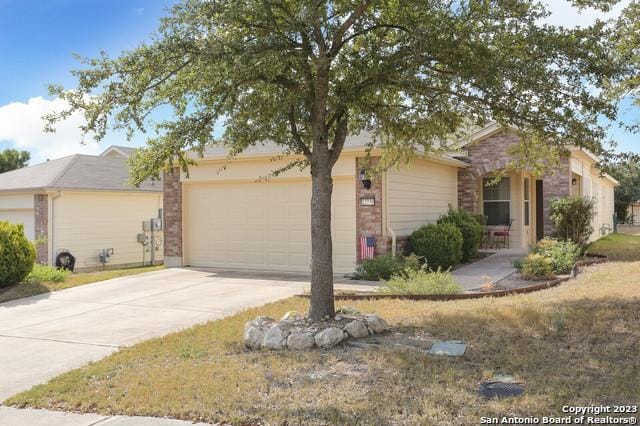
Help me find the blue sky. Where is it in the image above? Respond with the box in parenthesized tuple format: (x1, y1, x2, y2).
(0, 0, 637, 164)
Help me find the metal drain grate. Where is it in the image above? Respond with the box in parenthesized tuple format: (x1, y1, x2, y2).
(478, 381, 525, 399)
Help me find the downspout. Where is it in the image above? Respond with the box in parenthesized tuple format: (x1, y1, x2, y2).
(383, 170, 397, 256)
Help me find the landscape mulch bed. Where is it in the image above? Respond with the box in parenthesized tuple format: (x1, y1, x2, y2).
(303, 255, 608, 301)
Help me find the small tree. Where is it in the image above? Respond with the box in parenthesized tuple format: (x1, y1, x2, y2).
(46, 0, 620, 319)
(549, 197, 595, 246)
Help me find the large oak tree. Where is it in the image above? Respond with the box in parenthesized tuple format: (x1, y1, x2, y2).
(48, 0, 620, 319)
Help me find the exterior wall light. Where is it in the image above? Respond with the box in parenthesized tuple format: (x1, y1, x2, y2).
(359, 168, 372, 189)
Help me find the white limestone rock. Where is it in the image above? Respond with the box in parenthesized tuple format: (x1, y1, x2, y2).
(314, 327, 345, 349)
(287, 332, 316, 350)
(363, 314, 388, 334)
(243, 316, 274, 349)
(343, 320, 369, 338)
(262, 323, 290, 350)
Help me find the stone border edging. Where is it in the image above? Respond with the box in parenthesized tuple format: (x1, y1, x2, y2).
(297, 255, 608, 301)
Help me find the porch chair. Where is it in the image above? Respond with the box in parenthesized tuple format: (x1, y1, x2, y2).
(481, 226, 494, 249)
(492, 219, 514, 249)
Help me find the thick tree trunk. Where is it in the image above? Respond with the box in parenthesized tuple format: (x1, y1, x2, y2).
(308, 159, 336, 320)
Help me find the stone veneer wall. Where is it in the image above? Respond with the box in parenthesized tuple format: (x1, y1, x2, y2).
(34, 194, 48, 264)
(541, 157, 571, 236)
(163, 168, 183, 267)
(456, 130, 571, 237)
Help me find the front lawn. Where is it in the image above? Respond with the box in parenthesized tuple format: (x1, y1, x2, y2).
(7, 260, 640, 425)
(587, 233, 640, 261)
(0, 265, 165, 304)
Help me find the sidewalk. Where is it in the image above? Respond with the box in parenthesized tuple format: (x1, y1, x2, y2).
(452, 249, 526, 290)
(0, 406, 210, 425)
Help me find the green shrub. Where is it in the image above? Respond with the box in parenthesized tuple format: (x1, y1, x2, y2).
(437, 207, 484, 261)
(550, 196, 595, 246)
(0, 221, 36, 287)
(378, 268, 462, 295)
(353, 255, 420, 281)
(410, 222, 463, 270)
(532, 238, 581, 274)
(520, 253, 556, 280)
(26, 264, 71, 283)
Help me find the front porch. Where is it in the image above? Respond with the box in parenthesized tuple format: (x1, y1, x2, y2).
(465, 170, 545, 250)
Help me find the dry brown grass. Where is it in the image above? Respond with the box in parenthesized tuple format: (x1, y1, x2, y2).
(6, 259, 640, 425)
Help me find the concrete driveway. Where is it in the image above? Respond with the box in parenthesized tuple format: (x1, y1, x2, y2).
(0, 267, 372, 401)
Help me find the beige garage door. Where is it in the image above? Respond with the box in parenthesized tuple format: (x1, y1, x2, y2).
(0, 210, 35, 240)
(183, 178, 356, 273)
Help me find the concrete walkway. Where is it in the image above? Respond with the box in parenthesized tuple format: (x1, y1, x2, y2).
(0, 267, 374, 402)
(0, 406, 210, 425)
(452, 249, 527, 290)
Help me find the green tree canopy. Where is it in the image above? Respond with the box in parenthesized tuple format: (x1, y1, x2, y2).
(47, 0, 621, 319)
(611, 0, 639, 131)
(603, 159, 640, 221)
(0, 149, 30, 173)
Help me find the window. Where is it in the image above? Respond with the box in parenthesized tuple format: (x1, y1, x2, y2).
(483, 177, 510, 226)
(524, 178, 530, 226)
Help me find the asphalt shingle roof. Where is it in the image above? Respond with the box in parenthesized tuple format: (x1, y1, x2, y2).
(0, 154, 161, 193)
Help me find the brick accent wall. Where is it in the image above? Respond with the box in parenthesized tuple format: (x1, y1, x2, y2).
(34, 194, 48, 264)
(457, 130, 571, 237)
(355, 157, 385, 260)
(163, 168, 183, 267)
(542, 158, 571, 236)
(457, 131, 521, 213)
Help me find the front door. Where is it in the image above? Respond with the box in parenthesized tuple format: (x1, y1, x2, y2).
(535, 180, 544, 240)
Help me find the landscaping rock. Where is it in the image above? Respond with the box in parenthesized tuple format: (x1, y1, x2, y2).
(244, 312, 388, 351)
(343, 320, 369, 338)
(287, 332, 316, 350)
(280, 311, 303, 321)
(336, 307, 360, 315)
(243, 316, 274, 349)
(262, 323, 289, 350)
(314, 327, 345, 349)
(363, 314, 388, 334)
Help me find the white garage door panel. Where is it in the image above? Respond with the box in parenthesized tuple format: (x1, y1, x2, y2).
(0, 210, 35, 240)
(184, 179, 356, 273)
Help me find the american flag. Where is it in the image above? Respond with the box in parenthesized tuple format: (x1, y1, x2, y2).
(359, 236, 376, 260)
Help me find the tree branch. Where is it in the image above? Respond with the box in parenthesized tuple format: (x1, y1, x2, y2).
(329, 113, 347, 166)
(329, 0, 372, 56)
(288, 105, 312, 158)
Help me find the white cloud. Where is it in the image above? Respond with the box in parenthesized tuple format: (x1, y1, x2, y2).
(0, 96, 105, 164)
(543, 0, 630, 27)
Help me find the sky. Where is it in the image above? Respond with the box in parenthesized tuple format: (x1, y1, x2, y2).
(0, 0, 637, 164)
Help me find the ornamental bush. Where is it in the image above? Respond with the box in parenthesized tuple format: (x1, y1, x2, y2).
(550, 196, 595, 246)
(437, 207, 484, 261)
(0, 221, 36, 287)
(26, 264, 71, 283)
(533, 238, 581, 274)
(520, 253, 556, 280)
(378, 268, 462, 295)
(410, 222, 463, 270)
(353, 254, 421, 281)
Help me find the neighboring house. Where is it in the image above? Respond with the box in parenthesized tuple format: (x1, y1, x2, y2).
(162, 125, 618, 274)
(0, 146, 163, 271)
